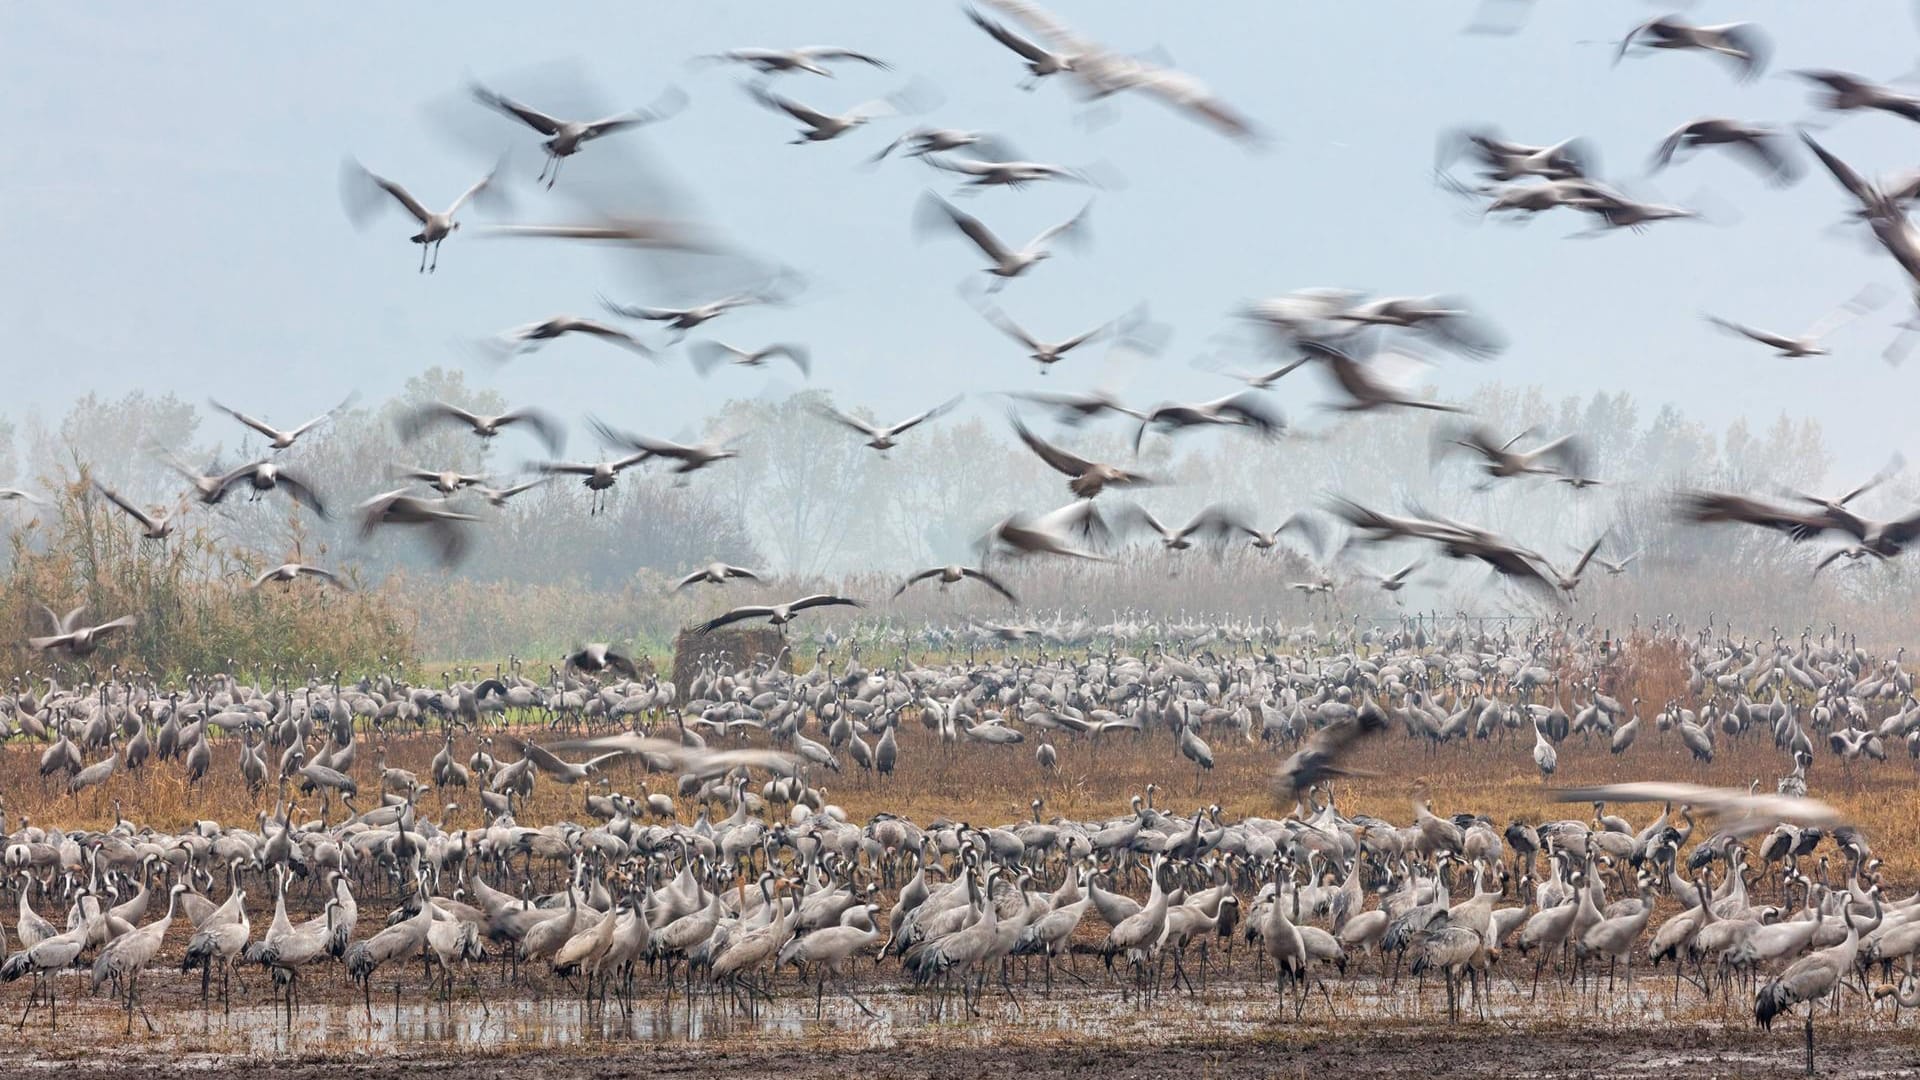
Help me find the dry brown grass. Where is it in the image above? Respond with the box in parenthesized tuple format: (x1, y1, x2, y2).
(0, 477, 411, 682)
(12, 645, 1919, 888)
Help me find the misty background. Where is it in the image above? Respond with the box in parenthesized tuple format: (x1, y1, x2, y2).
(5, 2, 1920, 662)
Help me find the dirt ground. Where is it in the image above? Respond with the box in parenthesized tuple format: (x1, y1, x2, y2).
(23, 1025, 1920, 1080)
(11, 964, 1920, 1079)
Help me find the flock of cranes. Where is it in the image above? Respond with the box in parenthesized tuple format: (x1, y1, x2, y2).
(14, 2, 1920, 1074)
(16, 0, 1920, 641)
(0, 613, 1909, 1077)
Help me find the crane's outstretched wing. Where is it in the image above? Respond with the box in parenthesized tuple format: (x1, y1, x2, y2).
(470, 84, 564, 135)
(695, 606, 778, 635)
(1011, 415, 1094, 477)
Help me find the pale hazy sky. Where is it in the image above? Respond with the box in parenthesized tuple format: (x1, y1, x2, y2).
(5, 2, 1920, 475)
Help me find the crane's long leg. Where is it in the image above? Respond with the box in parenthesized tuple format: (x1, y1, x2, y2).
(1057, 952, 1089, 987)
(127, 970, 152, 1034)
(839, 970, 878, 1019)
(1170, 949, 1192, 995)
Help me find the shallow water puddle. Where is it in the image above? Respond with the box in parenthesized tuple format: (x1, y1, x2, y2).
(13, 965, 1908, 1060)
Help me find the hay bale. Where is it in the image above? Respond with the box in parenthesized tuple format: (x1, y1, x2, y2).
(672, 626, 789, 690)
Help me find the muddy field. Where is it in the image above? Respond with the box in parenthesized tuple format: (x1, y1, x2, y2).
(25, 1033, 1920, 1080)
(18, 1008, 1920, 1078)
(10, 664, 1920, 1078)
(7, 961, 1920, 1078)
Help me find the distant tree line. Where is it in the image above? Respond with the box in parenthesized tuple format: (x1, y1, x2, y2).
(2, 376, 1913, 666)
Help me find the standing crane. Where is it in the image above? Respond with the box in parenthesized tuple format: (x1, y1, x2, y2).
(1755, 890, 1881, 1076)
(90, 882, 190, 1033)
(345, 879, 435, 1020)
(1, 905, 96, 1030)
